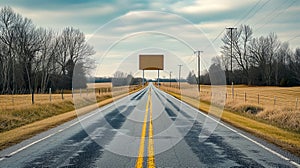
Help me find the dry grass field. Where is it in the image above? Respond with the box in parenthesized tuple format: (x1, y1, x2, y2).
(0, 86, 143, 150)
(0, 83, 142, 133)
(164, 90, 300, 157)
(87, 82, 112, 88)
(160, 82, 300, 133)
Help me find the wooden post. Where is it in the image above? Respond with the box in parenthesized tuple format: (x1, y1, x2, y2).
(32, 88, 35, 104)
(49, 88, 52, 102)
(11, 89, 14, 106)
(231, 82, 234, 100)
(72, 88, 74, 98)
(258, 94, 260, 104)
(296, 98, 298, 109)
(61, 89, 64, 100)
(11, 95, 14, 106)
(244, 92, 246, 103)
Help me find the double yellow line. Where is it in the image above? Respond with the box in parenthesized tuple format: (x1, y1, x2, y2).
(135, 88, 155, 168)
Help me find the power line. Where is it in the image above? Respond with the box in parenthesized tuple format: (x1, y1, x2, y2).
(204, 0, 269, 52)
(234, 0, 263, 27)
(187, 56, 196, 66)
(205, 0, 270, 52)
(253, 1, 289, 27)
(287, 35, 300, 42)
(241, 0, 272, 25)
(203, 28, 226, 51)
(210, 28, 226, 45)
(254, 0, 296, 33)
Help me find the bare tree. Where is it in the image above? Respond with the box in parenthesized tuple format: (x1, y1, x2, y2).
(249, 33, 281, 85)
(0, 6, 21, 93)
(36, 28, 60, 93)
(56, 27, 95, 76)
(221, 25, 253, 85)
(0, 6, 96, 96)
(55, 27, 95, 89)
(291, 48, 300, 84)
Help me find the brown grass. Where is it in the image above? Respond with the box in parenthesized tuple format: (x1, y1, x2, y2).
(0, 84, 144, 150)
(0, 84, 142, 133)
(163, 89, 300, 157)
(160, 83, 300, 132)
(87, 82, 112, 88)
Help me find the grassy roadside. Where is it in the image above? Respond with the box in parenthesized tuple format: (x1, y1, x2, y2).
(0, 87, 143, 151)
(165, 90, 300, 157)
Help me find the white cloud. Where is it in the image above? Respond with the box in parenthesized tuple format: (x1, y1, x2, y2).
(171, 0, 254, 15)
(13, 4, 116, 24)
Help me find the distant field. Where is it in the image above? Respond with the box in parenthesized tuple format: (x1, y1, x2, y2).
(87, 82, 112, 88)
(0, 83, 136, 109)
(0, 83, 112, 110)
(160, 82, 300, 132)
(161, 82, 300, 109)
(0, 83, 142, 133)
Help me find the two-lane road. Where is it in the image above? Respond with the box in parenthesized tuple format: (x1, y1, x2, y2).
(0, 83, 299, 167)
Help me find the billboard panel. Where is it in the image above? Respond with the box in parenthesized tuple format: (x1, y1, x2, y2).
(139, 54, 164, 70)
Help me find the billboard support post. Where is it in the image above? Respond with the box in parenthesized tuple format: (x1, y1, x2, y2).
(158, 69, 160, 88)
(142, 70, 144, 86)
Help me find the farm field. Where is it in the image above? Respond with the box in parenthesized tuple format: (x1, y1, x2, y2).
(0, 83, 142, 133)
(160, 82, 300, 109)
(0, 83, 138, 109)
(159, 82, 300, 132)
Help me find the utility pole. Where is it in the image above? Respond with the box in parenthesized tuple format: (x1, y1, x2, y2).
(178, 65, 183, 90)
(226, 27, 237, 84)
(194, 50, 203, 92)
(169, 71, 172, 87)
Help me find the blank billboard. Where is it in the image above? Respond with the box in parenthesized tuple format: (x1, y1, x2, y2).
(139, 54, 164, 70)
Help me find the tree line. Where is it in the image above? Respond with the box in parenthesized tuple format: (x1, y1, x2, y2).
(0, 7, 95, 94)
(111, 71, 143, 86)
(188, 25, 300, 86)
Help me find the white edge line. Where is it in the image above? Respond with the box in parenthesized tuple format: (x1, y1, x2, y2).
(156, 88, 300, 167)
(0, 89, 144, 160)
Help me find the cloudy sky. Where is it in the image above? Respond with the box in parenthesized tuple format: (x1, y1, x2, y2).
(1, 0, 299, 79)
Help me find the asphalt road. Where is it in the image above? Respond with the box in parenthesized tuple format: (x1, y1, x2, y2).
(0, 83, 299, 168)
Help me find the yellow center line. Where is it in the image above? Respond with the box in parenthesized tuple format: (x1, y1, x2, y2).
(148, 89, 156, 168)
(135, 88, 156, 168)
(135, 89, 151, 168)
